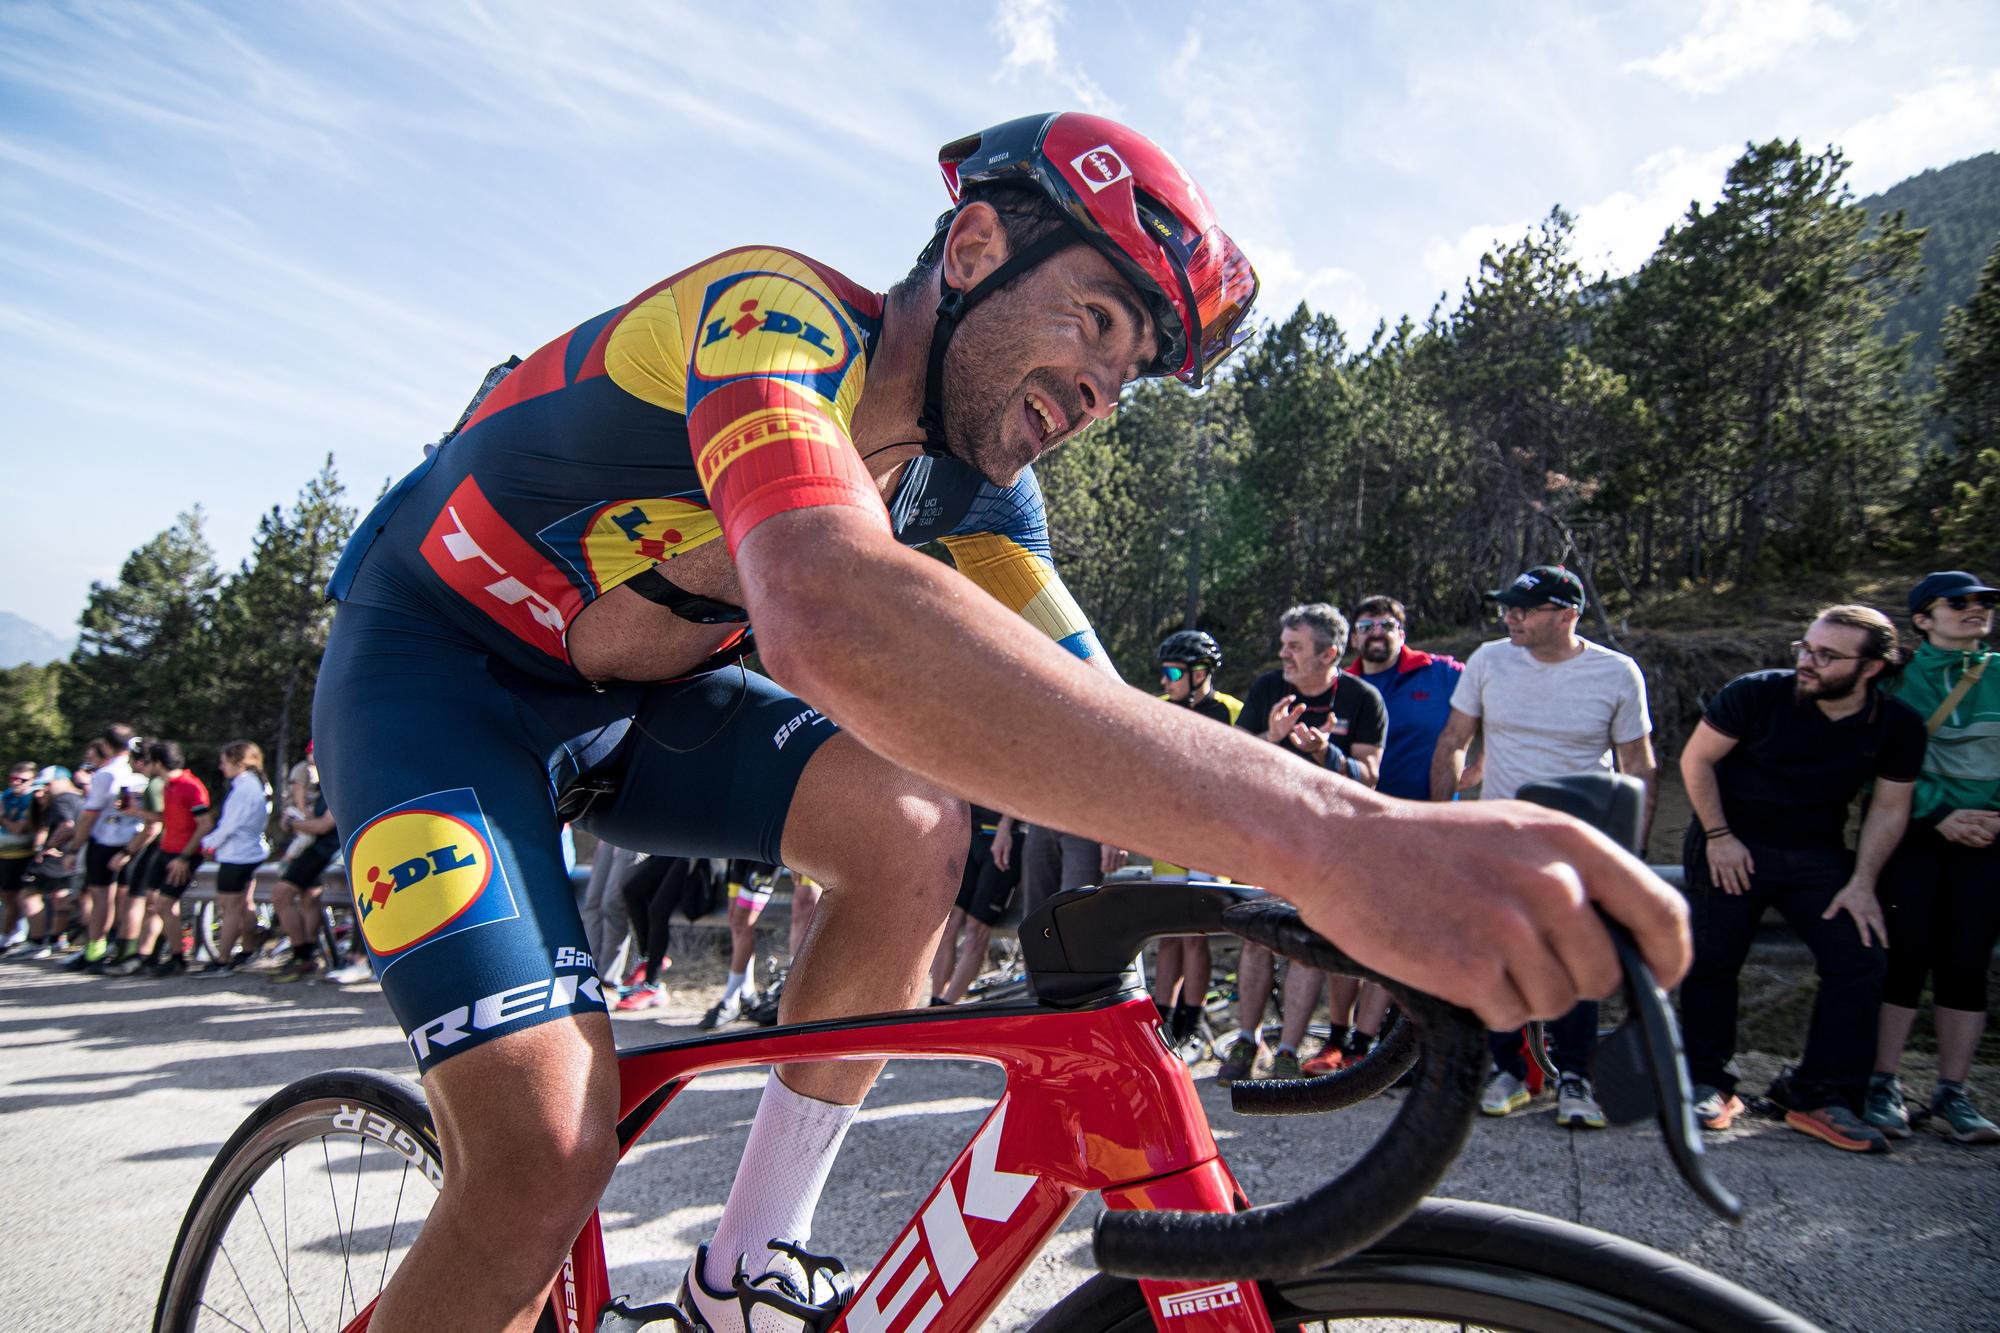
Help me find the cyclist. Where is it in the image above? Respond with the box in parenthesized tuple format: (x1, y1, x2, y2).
(314, 112, 1690, 1333)
(1148, 629, 1241, 1056)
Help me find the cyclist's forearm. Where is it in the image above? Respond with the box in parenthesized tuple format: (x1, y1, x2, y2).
(744, 517, 1370, 892)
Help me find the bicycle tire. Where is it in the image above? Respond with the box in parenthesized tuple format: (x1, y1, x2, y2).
(1028, 1198, 1820, 1333)
(154, 1069, 443, 1333)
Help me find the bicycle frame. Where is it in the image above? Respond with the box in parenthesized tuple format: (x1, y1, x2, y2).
(543, 992, 1275, 1333)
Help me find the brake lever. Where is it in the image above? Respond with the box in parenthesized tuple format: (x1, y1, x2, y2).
(1591, 912, 1742, 1221)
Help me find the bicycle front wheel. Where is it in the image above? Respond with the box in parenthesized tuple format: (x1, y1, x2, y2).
(154, 1069, 443, 1333)
(1031, 1197, 1820, 1332)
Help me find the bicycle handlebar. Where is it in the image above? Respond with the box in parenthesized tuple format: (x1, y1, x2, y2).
(1094, 901, 1487, 1280)
(1092, 771, 1741, 1283)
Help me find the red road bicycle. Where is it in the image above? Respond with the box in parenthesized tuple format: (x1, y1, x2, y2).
(155, 776, 1819, 1332)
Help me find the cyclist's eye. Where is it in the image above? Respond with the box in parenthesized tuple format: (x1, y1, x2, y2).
(1089, 305, 1113, 336)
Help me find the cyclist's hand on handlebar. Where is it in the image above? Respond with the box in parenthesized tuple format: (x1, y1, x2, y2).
(1289, 799, 1690, 1032)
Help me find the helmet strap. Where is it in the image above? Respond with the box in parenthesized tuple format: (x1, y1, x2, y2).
(918, 228, 1081, 457)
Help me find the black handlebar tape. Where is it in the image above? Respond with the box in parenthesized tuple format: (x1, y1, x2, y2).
(1230, 1012, 1417, 1115)
(1093, 900, 1484, 1281)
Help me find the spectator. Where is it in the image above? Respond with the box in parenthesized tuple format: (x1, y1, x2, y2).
(62, 725, 153, 972)
(109, 740, 211, 976)
(1221, 604, 1387, 1084)
(701, 860, 778, 1028)
(1431, 566, 1655, 1130)
(284, 741, 320, 861)
(1144, 631, 1242, 1056)
(1867, 572, 2000, 1145)
(1017, 822, 1113, 924)
(1301, 595, 1469, 1075)
(22, 768, 82, 957)
(193, 740, 273, 977)
(1, 761, 36, 952)
(614, 855, 701, 1011)
(1678, 605, 1921, 1154)
(580, 841, 642, 989)
(271, 790, 339, 982)
(930, 807, 1024, 1005)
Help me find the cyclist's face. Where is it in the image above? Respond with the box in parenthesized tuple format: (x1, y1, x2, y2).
(940, 213, 1156, 485)
(1160, 662, 1196, 701)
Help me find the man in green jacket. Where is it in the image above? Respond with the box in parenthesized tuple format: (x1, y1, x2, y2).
(1869, 570, 2000, 1146)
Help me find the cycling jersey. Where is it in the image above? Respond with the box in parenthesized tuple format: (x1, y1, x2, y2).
(318, 246, 1106, 1071)
(330, 246, 1104, 683)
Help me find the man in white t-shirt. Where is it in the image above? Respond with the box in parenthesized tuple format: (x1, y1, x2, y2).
(1430, 566, 1658, 1130)
(60, 724, 153, 971)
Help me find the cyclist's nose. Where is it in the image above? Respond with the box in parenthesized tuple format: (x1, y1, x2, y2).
(1076, 370, 1116, 423)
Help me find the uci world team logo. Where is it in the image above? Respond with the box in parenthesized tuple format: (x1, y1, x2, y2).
(691, 272, 855, 392)
(348, 789, 518, 960)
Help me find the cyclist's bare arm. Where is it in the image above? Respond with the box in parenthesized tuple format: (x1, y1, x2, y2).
(739, 506, 1690, 1030)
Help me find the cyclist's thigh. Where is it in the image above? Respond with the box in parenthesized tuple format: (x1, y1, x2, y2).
(314, 603, 602, 1074)
(583, 667, 842, 865)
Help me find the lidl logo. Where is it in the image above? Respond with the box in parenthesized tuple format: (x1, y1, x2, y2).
(692, 274, 853, 384)
(579, 497, 720, 591)
(348, 791, 516, 959)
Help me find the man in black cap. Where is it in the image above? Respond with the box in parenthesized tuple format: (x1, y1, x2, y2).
(1432, 565, 1657, 1130)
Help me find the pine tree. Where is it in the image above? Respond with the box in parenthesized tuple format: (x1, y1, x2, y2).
(63, 510, 221, 750)
(209, 456, 357, 789)
(1933, 240, 2000, 555)
(0, 663, 69, 767)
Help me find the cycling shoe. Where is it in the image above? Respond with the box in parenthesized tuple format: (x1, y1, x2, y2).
(680, 1239, 851, 1333)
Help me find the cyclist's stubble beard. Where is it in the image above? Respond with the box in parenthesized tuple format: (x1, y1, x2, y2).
(939, 284, 1075, 487)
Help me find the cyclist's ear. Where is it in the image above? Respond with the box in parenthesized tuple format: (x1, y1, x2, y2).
(939, 202, 1011, 291)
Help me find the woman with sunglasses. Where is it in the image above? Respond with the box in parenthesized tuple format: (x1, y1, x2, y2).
(1867, 571, 2000, 1145)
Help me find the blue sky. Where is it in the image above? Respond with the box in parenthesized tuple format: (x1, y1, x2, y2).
(4, 0, 1996, 635)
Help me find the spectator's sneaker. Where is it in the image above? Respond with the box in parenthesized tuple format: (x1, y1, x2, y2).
(1480, 1070, 1530, 1117)
(618, 962, 650, 996)
(699, 992, 746, 1030)
(324, 957, 375, 985)
(1861, 1073, 1911, 1140)
(190, 959, 239, 978)
(101, 953, 146, 977)
(679, 1239, 851, 1333)
(1215, 1037, 1261, 1085)
(1927, 1083, 2000, 1146)
(616, 982, 667, 1012)
(1693, 1084, 1746, 1132)
(146, 955, 187, 978)
(1555, 1074, 1607, 1129)
(1301, 1046, 1345, 1077)
(63, 948, 97, 971)
(1785, 1104, 1890, 1153)
(268, 955, 323, 983)
(1266, 1050, 1303, 1080)
(27, 942, 59, 960)
(1171, 1031, 1209, 1066)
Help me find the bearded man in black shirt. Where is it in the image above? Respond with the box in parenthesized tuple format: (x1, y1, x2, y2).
(1678, 605, 1925, 1153)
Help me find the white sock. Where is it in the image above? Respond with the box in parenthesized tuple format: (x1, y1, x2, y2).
(722, 971, 746, 1002)
(705, 1072, 858, 1286)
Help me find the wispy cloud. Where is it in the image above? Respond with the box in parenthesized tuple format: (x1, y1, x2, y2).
(992, 0, 1119, 114)
(1625, 0, 1858, 96)
(1837, 66, 2000, 194)
(1421, 144, 1740, 295)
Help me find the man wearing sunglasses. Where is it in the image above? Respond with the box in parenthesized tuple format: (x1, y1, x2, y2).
(1432, 566, 1656, 1131)
(1869, 572, 2000, 1145)
(313, 114, 1692, 1333)
(1678, 605, 1925, 1153)
(1148, 630, 1243, 1057)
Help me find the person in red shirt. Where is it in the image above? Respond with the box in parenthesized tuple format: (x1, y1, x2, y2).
(108, 740, 212, 977)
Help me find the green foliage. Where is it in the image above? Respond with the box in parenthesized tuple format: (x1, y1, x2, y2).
(63, 509, 222, 752)
(0, 663, 69, 768)
(1863, 152, 2000, 388)
(1933, 240, 2000, 554)
(31, 462, 354, 789)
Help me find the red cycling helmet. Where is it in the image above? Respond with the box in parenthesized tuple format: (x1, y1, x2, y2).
(938, 113, 1259, 388)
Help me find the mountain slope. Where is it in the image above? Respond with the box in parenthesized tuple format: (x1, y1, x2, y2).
(1863, 151, 2000, 385)
(0, 612, 74, 668)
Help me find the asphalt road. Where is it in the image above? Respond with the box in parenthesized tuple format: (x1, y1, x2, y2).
(2, 955, 1995, 1332)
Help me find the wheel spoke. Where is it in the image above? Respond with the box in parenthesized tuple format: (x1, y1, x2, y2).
(214, 1240, 272, 1333)
(322, 1136, 361, 1327)
(196, 1297, 261, 1333)
(381, 1160, 412, 1295)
